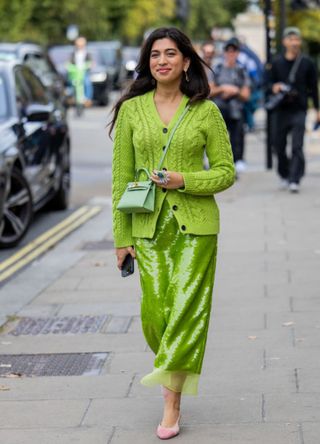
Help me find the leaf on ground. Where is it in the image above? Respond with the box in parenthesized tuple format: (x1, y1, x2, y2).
(282, 321, 295, 327)
(0, 385, 10, 391)
(248, 335, 258, 340)
(5, 372, 23, 378)
(94, 261, 106, 267)
(0, 364, 12, 368)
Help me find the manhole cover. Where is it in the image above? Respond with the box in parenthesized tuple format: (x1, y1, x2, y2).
(9, 315, 109, 336)
(81, 240, 114, 250)
(0, 353, 109, 377)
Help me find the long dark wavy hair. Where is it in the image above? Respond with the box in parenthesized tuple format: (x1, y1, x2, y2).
(108, 27, 210, 135)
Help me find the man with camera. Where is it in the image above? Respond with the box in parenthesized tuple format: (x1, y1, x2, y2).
(268, 27, 320, 193)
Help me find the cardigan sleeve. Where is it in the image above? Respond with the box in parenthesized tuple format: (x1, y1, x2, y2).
(112, 101, 135, 248)
(179, 103, 235, 196)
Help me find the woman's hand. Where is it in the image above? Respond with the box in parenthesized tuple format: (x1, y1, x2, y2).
(151, 170, 184, 190)
(116, 246, 136, 270)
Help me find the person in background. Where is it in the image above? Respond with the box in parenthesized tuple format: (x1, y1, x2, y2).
(268, 27, 320, 193)
(69, 36, 93, 106)
(201, 41, 216, 78)
(237, 40, 264, 131)
(210, 38, 251, 174)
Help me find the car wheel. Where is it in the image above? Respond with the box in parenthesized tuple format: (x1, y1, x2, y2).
(0, 168, 33, 248)
(98, 88, 109, 106)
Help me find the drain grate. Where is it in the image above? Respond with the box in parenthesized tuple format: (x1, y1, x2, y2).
(9, 315, 109, 336)
(0, 352, 109, 377)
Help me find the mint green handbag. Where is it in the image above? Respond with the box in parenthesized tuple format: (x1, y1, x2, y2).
(117, 105, 190, 214)
(117, 168, 155, 214)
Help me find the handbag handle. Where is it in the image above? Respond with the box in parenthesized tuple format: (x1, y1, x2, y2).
(135, 167, 151, 181)
(157, 105, 190, 171)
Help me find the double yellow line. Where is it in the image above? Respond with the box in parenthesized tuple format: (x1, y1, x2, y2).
(0, 205, 102, 284)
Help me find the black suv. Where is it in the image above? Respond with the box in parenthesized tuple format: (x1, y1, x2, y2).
(0, 60, 70, 248)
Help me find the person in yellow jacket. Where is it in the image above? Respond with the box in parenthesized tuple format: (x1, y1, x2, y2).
(110, 27, 235, 440)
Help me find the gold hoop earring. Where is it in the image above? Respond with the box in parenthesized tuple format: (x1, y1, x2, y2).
(184, 70, 190, 82)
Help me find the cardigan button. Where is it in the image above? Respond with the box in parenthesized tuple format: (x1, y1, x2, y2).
(162, 167, 167, 171)
(163, 128, 168, 133)
(181, 225, 186, 231)
(172, 205, 178, 211)
(162, 188, 167, 193)
(162, 146, 166, 151)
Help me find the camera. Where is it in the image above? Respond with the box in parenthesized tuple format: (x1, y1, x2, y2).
(264, 83, 292, 111)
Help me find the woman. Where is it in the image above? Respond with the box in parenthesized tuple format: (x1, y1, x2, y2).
(110, 27, 235, 439)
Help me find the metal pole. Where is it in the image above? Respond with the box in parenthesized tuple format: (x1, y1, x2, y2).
(279, 0, 286, 41)
(264, 0, 273, 170)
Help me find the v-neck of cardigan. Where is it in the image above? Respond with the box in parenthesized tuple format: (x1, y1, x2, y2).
(148, 90, 189, 131)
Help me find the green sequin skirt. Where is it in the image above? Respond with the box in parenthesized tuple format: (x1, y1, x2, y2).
(134, 199, 217, 395)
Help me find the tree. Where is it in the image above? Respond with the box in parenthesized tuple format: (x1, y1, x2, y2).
(0, 0, 248, 45)
(187, 0, 247, 40)
(124, 0, 175, 43)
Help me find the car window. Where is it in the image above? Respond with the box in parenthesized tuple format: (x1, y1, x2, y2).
(0, 74, 9, 118)
(49, 46, 73, 66)
(24, 53, 57, 87)
(20, 66, 49, 105)
(14, 69, 30, 117)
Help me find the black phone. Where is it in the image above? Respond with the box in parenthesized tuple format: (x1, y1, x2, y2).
(121, 254, 134, 277)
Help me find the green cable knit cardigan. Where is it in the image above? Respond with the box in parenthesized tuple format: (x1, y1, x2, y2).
(112, 90, 235, 248)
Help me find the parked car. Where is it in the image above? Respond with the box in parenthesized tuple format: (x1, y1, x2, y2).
(0, 60, 70, 248)
(122, 46, 140, 81)
(87, 41, 124, 91)
(0, 42, 65, 104)
(49, 43, 113, 106)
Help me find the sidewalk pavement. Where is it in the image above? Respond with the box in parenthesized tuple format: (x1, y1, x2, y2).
(0, 117, 319, 444)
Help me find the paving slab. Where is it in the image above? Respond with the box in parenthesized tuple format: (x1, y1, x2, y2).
(0, 399, 88, 428)
(301, 422, 320, 444)
(265, 393, 320, 422)
(108, 351, 154, 375)
(56, 302, 140, 317)
(0, 332, 146, 354)
(0, 374, 133, 400)
(30, 289, 139, 305)
(0, 427, 113, 444)
(266, 311, 320, 330)
(83, 395, 262, 427)
(111, 423, 300, 444)
(265, 346, 320, 370)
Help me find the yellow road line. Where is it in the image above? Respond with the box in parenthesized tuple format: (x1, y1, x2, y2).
(0, 206, 90, 273)
(0, 206, 102, 283)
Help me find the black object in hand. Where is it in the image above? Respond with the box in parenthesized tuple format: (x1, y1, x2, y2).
(121, 254, 134, 277)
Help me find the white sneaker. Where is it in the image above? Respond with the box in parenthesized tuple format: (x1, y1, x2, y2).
(235, 160, 247, 173)
(279, 179, 289, 190)
(289, 183, 300, 193)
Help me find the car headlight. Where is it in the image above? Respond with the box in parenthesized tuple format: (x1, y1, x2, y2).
(90, 72, 107, 82)
(125, 61, 137, 71)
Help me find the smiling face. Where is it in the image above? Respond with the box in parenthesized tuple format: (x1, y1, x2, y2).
(149, 38, 190, 85)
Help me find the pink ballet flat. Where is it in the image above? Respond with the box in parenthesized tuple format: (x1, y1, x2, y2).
(156, 415, 180, 440)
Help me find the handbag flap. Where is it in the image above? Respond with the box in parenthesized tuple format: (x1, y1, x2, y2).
(127, 181, 152, 191)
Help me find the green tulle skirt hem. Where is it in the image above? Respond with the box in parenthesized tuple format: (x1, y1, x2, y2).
(141, 368, 200, 395)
